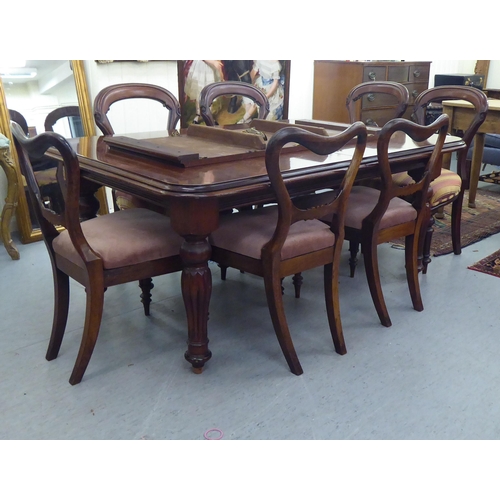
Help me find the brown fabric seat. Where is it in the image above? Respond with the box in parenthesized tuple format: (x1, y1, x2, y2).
(344, 186, 417, 230)
(209, 122, 367, 375)
(53, 208, 183, 269)
(210, 206, 335, 260)
(11, 122, 183, 385)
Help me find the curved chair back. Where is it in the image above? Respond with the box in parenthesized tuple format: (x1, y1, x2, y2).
(264, 122, 367, 256)
(368, 115, 450, 230)
(9, 109, 29, 135)
(44, 106, 81, 132)
(93, 83, 181, 135)
(346, 81, 410, 126)
(199, 81, 270, 126)
(11, 121, 80, 236)
(412, 85, 488, 181)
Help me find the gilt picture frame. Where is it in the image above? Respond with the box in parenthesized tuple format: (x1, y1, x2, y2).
(177, 60, 290, 129)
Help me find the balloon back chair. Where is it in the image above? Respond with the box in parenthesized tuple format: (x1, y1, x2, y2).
(209, 122, 367, 375)
(199, 81, 270, 126)
(11, 121, 183, 385)
(93, 83, 182, 211)
(408, 86, 488, 273)
(343, 115, 450, 327)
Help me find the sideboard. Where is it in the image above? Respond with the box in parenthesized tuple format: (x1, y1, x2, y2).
(312, 60, 431, 126)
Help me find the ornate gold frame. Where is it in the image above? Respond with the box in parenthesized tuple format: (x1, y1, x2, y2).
(0, 60, 104, 244)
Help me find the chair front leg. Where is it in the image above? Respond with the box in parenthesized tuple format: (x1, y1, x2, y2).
(69, 277, 105, 385)
(46, 267, 70, 361)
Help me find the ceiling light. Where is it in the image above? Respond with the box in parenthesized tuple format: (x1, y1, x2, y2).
(0, 67, 37, 79)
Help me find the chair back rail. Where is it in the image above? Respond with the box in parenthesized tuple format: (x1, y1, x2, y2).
(93, 83, 181, 136)
(200, 81, 270, 126)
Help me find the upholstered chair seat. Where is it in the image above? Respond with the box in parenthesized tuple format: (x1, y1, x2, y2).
(428, 169, 462, 208)
(210, 206, 335, 261)
(53, 208, 183, 269)
(344, 186, 417, 230)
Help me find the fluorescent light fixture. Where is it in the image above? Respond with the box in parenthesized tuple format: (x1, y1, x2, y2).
(0, 67, 37, 79)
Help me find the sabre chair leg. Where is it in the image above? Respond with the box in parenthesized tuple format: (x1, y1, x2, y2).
(363, 240, 392, 327)
(46, 268, 70, 361)
(324, 262, 347, 355)
(405, 233, 424, 312)
(69, 281, 105, 385)
(264, 271, 303, 375)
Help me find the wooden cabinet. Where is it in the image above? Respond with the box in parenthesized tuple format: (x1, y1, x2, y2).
(312, 60, 431, 126)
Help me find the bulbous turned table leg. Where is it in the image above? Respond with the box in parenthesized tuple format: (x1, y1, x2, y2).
(0, 143, 20, 260)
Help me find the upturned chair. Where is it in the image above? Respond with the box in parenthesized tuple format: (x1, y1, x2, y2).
(346, 81, 410, 127)
(93, 83, 182, 211)
(343, 115, 449, 327)
(209, 122, 367, 375)
(199, 81, 270, 126)
(11, 121, 183, 385)
(396, 86, 488, 273)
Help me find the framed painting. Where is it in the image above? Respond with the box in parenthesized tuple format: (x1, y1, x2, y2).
(177, 60, 290, 128)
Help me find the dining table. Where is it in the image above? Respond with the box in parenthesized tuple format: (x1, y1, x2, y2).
(48, 118, 465, 374)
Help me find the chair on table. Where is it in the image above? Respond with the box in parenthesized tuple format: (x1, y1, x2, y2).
(199, 81, 270, 126)
(93, 83, 182, 211)
(208, 122, 367, 375)
(11, 122, 183, 385)
(343, 115, 449, 328)
(407, 86, 488, 273)
(346, 81, 410, 127)
(44, 105, 81, 133)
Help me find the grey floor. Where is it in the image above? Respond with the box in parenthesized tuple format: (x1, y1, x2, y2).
(1, 186, 500, 441)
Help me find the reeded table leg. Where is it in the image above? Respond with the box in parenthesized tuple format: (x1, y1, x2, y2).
(181, 235, 213, 372)
(0, 144, 20, 260)
(170, 198, 219, 373)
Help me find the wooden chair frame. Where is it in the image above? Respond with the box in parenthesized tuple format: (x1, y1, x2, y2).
(93, 83, 181, 136)
(11, 122, 183, 385)
(210, 123, 367, 375)
(345, 115, 449, 327)
(412, 85, 488, 271)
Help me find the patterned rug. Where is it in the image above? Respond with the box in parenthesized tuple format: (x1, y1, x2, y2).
(391, 187, 500, 257)
(479, 171, 500, 185)
(468, 249, 500, 278)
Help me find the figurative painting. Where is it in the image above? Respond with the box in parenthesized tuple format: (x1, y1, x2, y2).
(177, 60, 290, 128)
